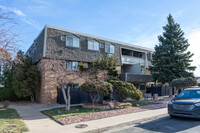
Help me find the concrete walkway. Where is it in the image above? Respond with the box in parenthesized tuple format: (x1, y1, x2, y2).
(8, 104, 167, 133)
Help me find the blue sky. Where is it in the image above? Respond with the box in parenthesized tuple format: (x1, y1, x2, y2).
(1, 0, 200, 76)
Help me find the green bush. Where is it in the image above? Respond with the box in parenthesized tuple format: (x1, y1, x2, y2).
(109, 79, 143, 101)
(0, 88, 17, 101)
(80, 81, 112, 97)
(12, 57, 40, 101)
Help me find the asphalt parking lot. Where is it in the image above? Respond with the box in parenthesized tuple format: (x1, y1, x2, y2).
(108, 116, 200, 133)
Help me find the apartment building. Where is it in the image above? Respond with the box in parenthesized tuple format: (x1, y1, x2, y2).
(27, 25, 154, 104)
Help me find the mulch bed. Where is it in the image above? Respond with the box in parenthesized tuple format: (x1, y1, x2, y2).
(58, 101, 168, 125)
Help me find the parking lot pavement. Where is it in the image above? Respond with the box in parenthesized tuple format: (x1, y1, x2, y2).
(106, 116, 200, 133)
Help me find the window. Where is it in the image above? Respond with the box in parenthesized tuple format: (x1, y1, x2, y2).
(73, 37, 80, 47)
(66, 36, 80, 48)
(71, 84, 79, 91)
(105, 43, 110, 53)
(105, 43, 115, 53)
(88, 41, 93, 50)
(61, 35, 66, 41)
(88, 40, 99, 51)
(110, 44, 114, 53)
(88, 63, 92, 69)
(67, 37, 73, 46)
(67, 61, 79, 71)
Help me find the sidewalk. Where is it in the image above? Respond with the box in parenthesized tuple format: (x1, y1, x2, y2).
(9, 104, 167, 133)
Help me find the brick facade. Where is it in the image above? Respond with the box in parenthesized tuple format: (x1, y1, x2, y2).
(36, 58, 121, 104)
(36, 59, 88, 104)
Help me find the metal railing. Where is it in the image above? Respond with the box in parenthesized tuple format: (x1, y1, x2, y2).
(121, 55, 145, 65)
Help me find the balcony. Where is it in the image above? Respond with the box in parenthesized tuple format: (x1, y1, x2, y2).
(121, 55, 145, 65)
(121, 73, 153, 83)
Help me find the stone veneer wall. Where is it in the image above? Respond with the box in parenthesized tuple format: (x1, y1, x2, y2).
(27, 29, 45, 63)
(45, 28, 122, 65)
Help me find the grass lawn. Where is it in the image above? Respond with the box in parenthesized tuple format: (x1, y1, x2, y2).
(128, 100, 159, 106)
(0, 108, 29, 133)
(41, 105, 106, 120)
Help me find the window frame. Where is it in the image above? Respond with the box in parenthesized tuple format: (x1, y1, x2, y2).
(87, 40, 99, 51)
(66, 35, 80, 48)
(67, 61, 79, 71)
(61, 35, 66, 41)
(105, 42, 115, 54)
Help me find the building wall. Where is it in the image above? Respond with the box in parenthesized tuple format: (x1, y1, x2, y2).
(145, 68, 151, 75)
(36, 59, 87, 104)
(26, 25, 154, 103)
(27, 29, 45, 63)
(36, 58, 121, 104)
(45, 27, 122, 64)
(116, 66, 121, 74)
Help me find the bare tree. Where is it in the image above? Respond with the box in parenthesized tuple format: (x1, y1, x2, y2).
(0, 10, 19, 64)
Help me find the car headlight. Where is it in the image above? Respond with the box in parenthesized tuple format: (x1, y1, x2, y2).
(168, 100, 173, 105)
(195, 103, 200, 106)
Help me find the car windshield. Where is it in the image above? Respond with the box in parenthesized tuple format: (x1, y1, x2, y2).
(178, 90, 200, 98)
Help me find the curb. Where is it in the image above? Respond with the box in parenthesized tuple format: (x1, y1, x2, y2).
(83, 113, 168, 133)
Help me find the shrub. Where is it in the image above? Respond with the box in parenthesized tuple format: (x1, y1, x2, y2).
(109, 79, 142, 101)
(80, 81, 112, 106)
(0, 88, 17, 101)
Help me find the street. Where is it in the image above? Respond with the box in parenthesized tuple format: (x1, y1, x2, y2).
(106, 116, 200, 133)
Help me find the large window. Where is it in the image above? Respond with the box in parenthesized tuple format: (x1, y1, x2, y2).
(67, 61, 79, 71)
(88, 40, 99, 51)
(105, 42, 115, 53)
(65, 35, 80, 48)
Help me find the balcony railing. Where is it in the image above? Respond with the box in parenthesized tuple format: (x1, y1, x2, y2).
(121, 55, 145, 65)
(121, 73, 153, 83)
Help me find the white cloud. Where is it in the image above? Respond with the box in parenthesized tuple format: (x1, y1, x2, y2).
(21, 18, 42, 30)
(0, 5, 41, 30)
(132, 34, 158, 49)
(120, 33, 158, 49)
(187, 30, 200, 77)
(0, 5, 26, 17)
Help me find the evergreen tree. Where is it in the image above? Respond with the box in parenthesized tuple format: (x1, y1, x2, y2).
(1, 50, 24, 89)
(150, 14, 196, 84)
(92, 54, 118, 77)
(12, 57, 40, 102)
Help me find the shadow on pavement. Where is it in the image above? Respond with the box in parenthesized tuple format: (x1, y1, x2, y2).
(135, 116, 200, 133)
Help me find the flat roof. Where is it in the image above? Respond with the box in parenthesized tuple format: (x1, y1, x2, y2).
(46, 24, 154, 52)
